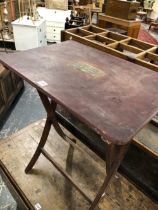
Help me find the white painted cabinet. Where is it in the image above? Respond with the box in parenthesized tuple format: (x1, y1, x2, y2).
(12, 16, 47, 50)
(37, 7, 71, 42)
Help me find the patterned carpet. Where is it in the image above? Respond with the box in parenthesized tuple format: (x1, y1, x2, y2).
(138, 26, 158, 45)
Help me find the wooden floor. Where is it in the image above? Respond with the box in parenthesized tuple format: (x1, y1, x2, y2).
(0, 119, 158, 210)
(134, 123, 158, 159)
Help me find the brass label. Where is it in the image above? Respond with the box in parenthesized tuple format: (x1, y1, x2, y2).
(72, 62, 105, 78)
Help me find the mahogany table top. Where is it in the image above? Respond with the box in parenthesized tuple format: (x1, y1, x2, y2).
(1, 40, 158, 145)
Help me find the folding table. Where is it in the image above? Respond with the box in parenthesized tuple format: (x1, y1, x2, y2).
(1, 40, 158, 209)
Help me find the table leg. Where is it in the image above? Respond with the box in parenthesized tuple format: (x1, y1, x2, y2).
(25, 90, 63, 173)
(89, 143, 129, 210)
(25, 117, 52, 173)
(25, 90, 76, 173)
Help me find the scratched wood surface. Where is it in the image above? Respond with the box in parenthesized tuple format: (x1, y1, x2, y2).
(2, 41, 158, 145)
(0, 119, 158, 210)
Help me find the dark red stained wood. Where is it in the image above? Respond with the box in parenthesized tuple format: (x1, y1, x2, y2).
(1, 40, 158, 145)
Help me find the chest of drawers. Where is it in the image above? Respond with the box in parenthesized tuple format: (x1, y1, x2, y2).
(37, 7, 71, 42)
(12, 16, 47, 50)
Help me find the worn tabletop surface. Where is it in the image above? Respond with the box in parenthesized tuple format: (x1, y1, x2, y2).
(1, 40, 158, 145)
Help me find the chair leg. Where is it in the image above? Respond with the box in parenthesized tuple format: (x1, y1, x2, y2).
(149, 24, 152, 31)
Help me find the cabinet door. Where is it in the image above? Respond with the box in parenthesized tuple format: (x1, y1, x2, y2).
(1, 70, 15, 103)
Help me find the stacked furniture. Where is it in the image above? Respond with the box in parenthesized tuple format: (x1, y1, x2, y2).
(98, 0, 141, 38)
(0, 64, 23, 122)
(98, 14, 141, 38)
(106, 0, 140, 20)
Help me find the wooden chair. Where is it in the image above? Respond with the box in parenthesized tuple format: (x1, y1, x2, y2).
(73, 1, 102, 25)
(149, 18, 158, 30)
(72, 4, 92, 25)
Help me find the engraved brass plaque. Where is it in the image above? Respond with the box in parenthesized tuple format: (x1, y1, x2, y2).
(72, 62, 105, 78)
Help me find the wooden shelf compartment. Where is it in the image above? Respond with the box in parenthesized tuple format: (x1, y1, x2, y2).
(66, 28, 94, 37)
(106, 42, 144, 60)
(81, 24, 105, 33)
(99, 31, 129, 42)
(85, 34, 115, 45)
(135, 47, 158, 72)
(121, 38, 155, 51)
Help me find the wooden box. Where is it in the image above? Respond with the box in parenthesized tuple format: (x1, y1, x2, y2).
(0, 65, 24, 122)
(62, 25, 158, 72)
(106, 0, 140, 20)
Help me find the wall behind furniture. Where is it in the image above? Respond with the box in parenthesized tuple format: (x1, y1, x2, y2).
(151, 0, 158, 19)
